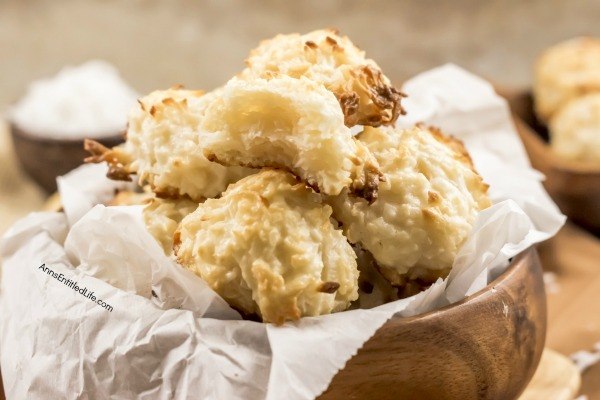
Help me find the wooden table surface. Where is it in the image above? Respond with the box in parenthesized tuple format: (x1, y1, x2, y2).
(541, 223, 600, 399)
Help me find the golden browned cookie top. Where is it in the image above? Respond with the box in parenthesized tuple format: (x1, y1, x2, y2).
(242, 29, 405, 127)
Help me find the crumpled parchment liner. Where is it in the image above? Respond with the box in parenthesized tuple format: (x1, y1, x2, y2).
(0, 65, 565, 400)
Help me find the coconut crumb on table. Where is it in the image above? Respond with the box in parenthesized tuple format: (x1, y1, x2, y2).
(571, 342, 600, 373)
(544, 271, 561, 294)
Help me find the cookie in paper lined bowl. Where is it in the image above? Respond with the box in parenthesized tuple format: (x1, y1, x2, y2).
(0, 30, 563, 400)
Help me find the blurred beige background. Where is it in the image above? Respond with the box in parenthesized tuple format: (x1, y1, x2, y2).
(1, 0, 600, 110)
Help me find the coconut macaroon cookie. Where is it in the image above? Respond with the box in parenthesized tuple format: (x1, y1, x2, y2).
(242, 29, 405, 127)
(327, 125, 491, 286)
(86, 87, 253, 201)
(534, 37, 600, 122)
(200, 75, 384, 201)
(549, 93, 600, 164)
(143, 196, 199, 255)
(174, 169, 359, 324)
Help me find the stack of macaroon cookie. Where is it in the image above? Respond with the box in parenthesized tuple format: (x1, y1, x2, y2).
(86, 29, 491, 325)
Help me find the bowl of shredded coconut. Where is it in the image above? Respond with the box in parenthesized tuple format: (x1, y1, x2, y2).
(7, 60, 138, 192)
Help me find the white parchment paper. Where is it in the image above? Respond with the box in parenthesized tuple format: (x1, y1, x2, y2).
(0, 65, 565, 400)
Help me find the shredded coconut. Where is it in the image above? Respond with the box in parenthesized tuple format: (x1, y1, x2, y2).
(8, 60, 138, 139)
(543, 272, 561, 294)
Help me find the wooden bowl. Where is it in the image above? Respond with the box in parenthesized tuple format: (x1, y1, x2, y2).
(320, 248, 546, 400)
(501, 89, 600, 234)
(0, 248, 544, 399)
(10, 123, 124, 193)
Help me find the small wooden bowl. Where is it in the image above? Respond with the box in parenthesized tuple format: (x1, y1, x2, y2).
(10, 123, 124, 193)
(501, 90, 600, 234)
(320, 248, 546, 400)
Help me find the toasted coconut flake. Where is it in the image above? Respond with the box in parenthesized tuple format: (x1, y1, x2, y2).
(305, 40, 317, 49)
(83, 139, 132, 181)
(318, 281, 341, 294)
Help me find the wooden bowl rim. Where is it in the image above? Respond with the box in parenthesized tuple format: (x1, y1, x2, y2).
(9, 121, 124, 145)
(390, 247, 535, 322)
